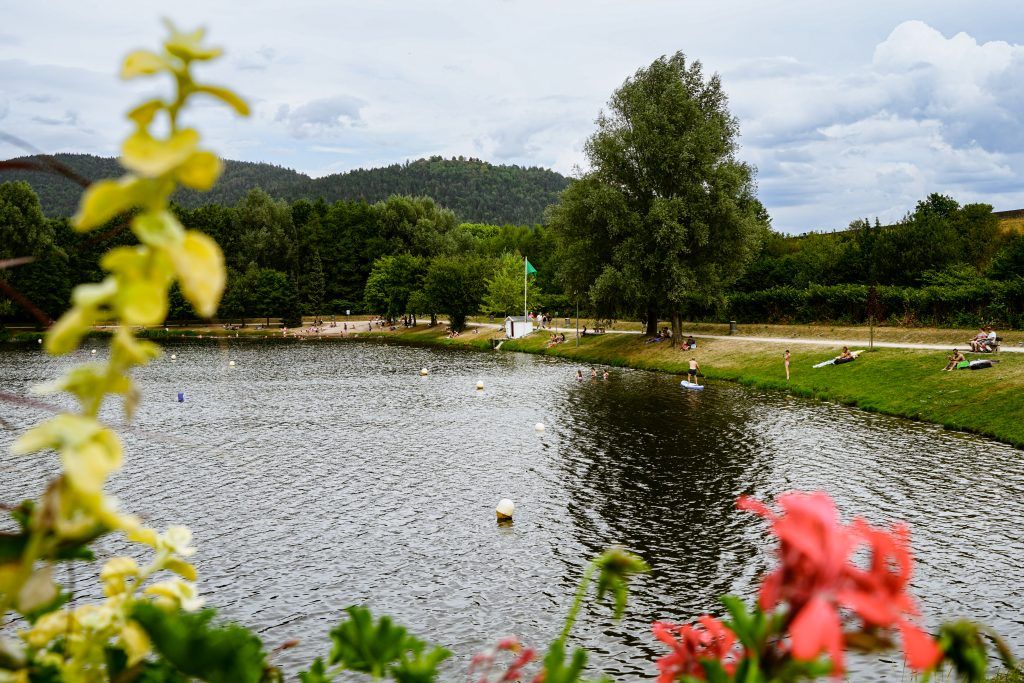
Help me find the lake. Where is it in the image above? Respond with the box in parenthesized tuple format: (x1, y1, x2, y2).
(1, 338, 1021, 680)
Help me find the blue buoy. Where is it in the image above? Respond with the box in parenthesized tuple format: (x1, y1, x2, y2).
(177, 392, 184, 403)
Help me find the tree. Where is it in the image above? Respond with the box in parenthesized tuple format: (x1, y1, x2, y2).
(549, 52, 767, 339)
(422, 255, 489, 330)
(0, 181, 70, 322)
(363, 253, 427, 321)
(302, 249, 326, 318)
(482, 252, 539, 317)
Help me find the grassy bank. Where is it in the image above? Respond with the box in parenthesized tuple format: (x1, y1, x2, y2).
(495, 331, 1024, 448)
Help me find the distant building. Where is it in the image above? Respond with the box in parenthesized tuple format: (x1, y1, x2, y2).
(504, 316, 534, 339)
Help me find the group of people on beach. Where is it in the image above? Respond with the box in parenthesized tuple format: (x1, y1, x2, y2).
(546, 333, 567, 347)
(645, 328, 698, 351)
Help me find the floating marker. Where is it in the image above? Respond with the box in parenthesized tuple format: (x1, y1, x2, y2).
(534, 422, 545, 432)
(496, 498, 515, 520)
(170, 353, 177, 360)
(420, 368, 429, 376)
(37, 338, 42, 344)
(177, 392, 184, 403)
(229, 360, 236, 367)
(90, 349, 97, 355)
(476, 380, 485, 390)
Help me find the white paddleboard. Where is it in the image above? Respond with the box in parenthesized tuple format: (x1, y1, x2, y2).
(680, 380, 704, 390)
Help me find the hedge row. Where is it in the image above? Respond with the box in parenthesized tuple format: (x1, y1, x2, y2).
(727, 280, 1024, 329)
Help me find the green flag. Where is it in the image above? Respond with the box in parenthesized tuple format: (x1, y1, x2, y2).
(525, 258, 537, 275)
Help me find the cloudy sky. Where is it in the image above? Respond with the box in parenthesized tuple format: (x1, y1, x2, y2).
(2, 0, 1024, 232)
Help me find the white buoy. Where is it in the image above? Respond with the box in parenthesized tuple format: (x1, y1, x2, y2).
(496, 498, 515, 520)
(170, 354, 177, 360)
(420, 368, 429, 376)
(534, 422, 545, 432)
(90, 349, 96, 355)
(37, 338, 42, 344)
(476, 380, 485, 390)
(229, 360, 236, 367)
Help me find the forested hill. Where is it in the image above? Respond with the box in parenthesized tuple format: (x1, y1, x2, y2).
(0, 153, 570, 225)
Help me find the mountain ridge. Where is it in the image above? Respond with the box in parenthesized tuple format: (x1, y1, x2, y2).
(0, 153, 570, 225)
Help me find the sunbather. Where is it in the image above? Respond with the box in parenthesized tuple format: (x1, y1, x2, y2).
(942, 349, 965, 371)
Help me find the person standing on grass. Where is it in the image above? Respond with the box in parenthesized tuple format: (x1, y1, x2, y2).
(784, 349, 791, 381)
(688, 357, 700, 384)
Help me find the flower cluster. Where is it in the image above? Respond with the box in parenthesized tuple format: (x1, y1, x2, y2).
(653, 616, 738, 683)
(651, 491, 947, 682)
(738, 492, 941, 674)
(468, 636, 537, 683)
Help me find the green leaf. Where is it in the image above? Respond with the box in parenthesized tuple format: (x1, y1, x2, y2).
(131, 602, 268, 683)
(538, 639, 591, 683)
(324, 605, 447, 682)
(298, 658, 331, 683)
(592, 547, 648, 620)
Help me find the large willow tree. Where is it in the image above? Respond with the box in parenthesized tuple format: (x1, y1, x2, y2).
(551, 52, 769, 338)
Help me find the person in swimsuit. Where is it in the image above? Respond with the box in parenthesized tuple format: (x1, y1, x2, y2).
(943, 349, 965, 371)
(784, 349, 791, 381)
(688, 358, 700, 384)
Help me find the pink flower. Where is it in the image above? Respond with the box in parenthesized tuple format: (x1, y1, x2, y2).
(469, 636, 537, 683)
(652, 616, 738, 682)
(738, 492, 942, 674)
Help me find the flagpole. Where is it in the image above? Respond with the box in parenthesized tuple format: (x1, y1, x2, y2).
(523, 256, 528, 320)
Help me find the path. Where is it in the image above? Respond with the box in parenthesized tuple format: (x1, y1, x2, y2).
(477, 323, 1024, 354)
(284, 319, 1023, 354)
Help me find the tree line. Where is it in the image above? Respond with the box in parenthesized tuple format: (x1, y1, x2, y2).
(0, 154, 568, 226)
(0, 182, 559, 330)
(3, 52, 1024, 332)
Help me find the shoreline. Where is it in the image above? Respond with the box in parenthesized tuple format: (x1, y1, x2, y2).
(6, 322, 1022, 448)
(347, 324, 1024, 449)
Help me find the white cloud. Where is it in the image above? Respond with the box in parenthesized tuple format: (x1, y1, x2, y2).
(277, 95, 366, 138)
(2, 2, 1024, 231)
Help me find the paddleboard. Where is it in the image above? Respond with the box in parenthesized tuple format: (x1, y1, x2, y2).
(680, 380, 704, 390)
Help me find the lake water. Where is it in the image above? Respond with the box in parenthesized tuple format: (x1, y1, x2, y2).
(1, 339, 1022, 680)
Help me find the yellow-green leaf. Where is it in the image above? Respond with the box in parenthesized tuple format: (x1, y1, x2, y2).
(73, 177, 141, 231)
(121, 129, 200, 178)
(132, 210, 185, 248)
(127, 99, 165, 127)
(116, 279, 168, 326)
(196, 85, 250, 116)
(175, 151, 222, 191)
(169, 231, 225, 318)
(121, 621, 152, 665)
(111, 327, 161, 366)
(45, 306, 96, 355)
(101, 246, 148, 278)
(164, 558, 197, 581)
(163, 21, 222, 62)
(10, 422, 58, 455)
(122, 50, 167, 79)
(17, 567, 57, 613)
(72, 277, 117, 308)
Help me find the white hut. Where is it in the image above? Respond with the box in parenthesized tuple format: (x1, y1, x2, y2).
(504, 315, 534, 339)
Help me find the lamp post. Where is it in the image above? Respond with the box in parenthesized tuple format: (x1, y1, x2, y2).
(575, 295, 580, 348)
